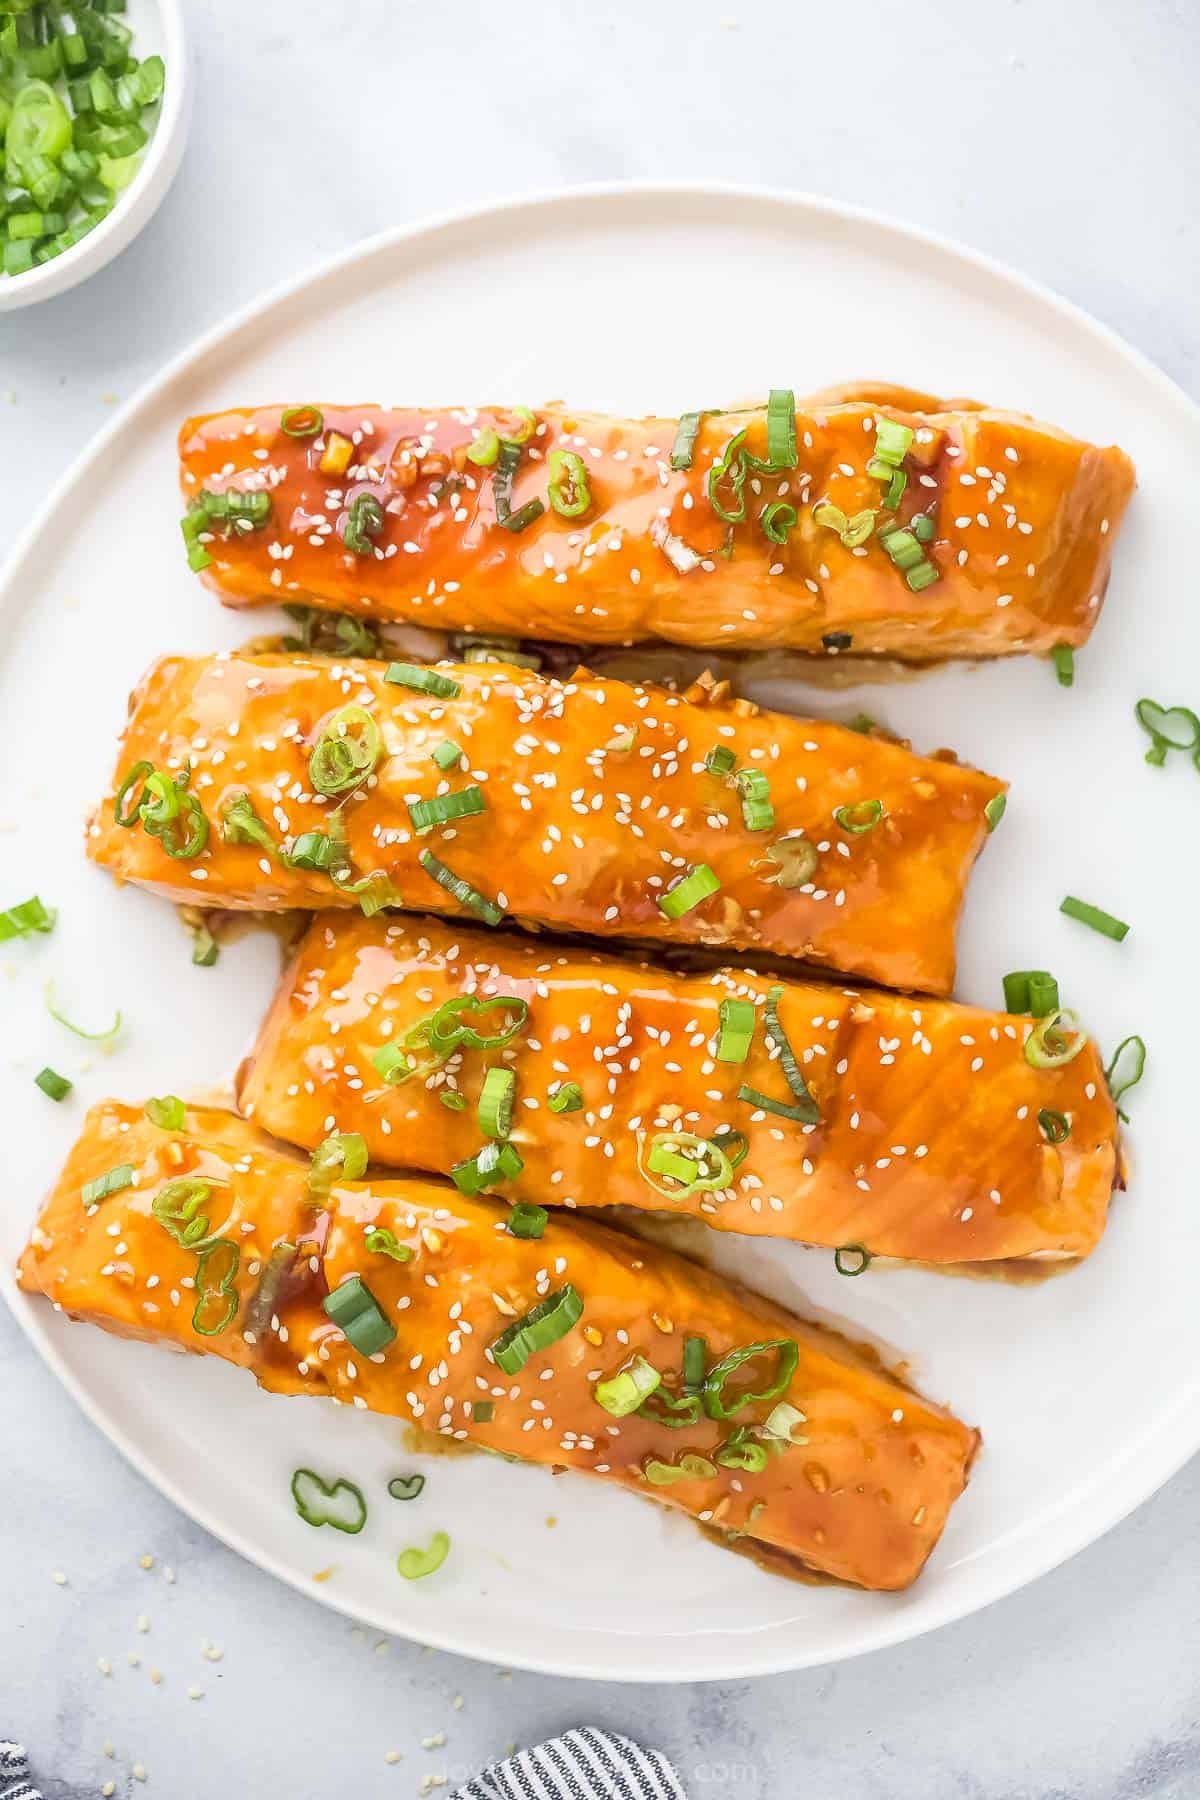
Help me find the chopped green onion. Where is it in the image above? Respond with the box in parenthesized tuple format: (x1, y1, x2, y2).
(657, 864, 720, 920)
(364, 1227, 412, 1263)
(911, 513, 936, 543)
(427, 994, 530, 1052)
(291, 1468, 367, 1534)
(342, 491, 385, 555)
(877, 516, 939, 590)
(736, 1084, 816, 1124)
(243, 1241, 298, 1339)
(489, 1284, 582, 1375)
(473, 1400, 495, 1423)
(1134, 698, 1199, 766)
(281, 406, 323, 438)
(707, 429, 749, 523)
(834, 1243, 871, 1276)
(1037, 1109, 1071, 1145)
(192, 1238, 240, 1336)
(594, 1355, 662, 1418)
(190, 921, 219, 967)
(643, 1453, 716, 1486)
(547, 449, 591, 518)
(151, 1178, 213, 1247)
(984, 794, 1007, 832)
(761, 834, 818, 888)
(763, 986, 820, 1123)
(705, 744, 736, 777)
(451, 1139, 524, 1196)
(0, 895, 56, 941)
(760, 500, 797, 545)
(35, 1066, 72, 1101)
(288, 830, 336, 872)
(309, 704, 383, 798)
(467, 427, 500, 466)
(1002, 970, 1059, 1016)
(407, 786, 486, 835)
(1105, 1034, 1146, 1118)
(372, 1042, 412, 1084)
(813, 500, 876, 549)
(440, 1090, 467, 1111)
(1024, 1008, 1086, 1071)
(822, 632, 853, 651)
(639, 1130, 740, 1199)
(833, 799, 883, 834)
(308, 1132, 368, 1199)
(493, 440, 544, 532)
(736, 769, 774, 833)
(1052, 644, 1075, 687)
(762, 1401, 808, 1443)
(670, 411, 705, 469)
(397, 1531, 450, 1580)
(478, 1067, 515, 1139)
(82, 1163, 134, 1207)
(45, 984, 121, 1045)
(716, 997, 756, 1064)
(548, 1082, 583, 1114)
(388, 1474, 425, 1502)
(506, 1202, 548, 1240)
(682, 1336, 707, 1394)
(1060, 896, 1130, 942)
(221, 791, 279, 857)
(765, 389, 798, 469)
(385, 663, 461, 699)
(702, 1338, 798, 1420)
(432, 740, 463, 771)
(145, 1095, 185, 1131)
(419, 849, 504, 926)
(323, 1274, 397, 1356)
(715, 1428, 768, 1473)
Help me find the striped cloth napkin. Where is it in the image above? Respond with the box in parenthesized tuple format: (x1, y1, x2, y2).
(3, 1729, 685, 1799)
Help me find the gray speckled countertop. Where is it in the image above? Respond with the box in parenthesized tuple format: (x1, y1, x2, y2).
(3, 3, 1199, 1795)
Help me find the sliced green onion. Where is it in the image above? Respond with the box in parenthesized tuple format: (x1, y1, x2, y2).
(715, 1428, 768, 1473)
(813, 500, 876, 549)
(547, 449, 591, 518)
(35, 1067, 72, 1101)
(984, 794, 1007, 832)
(493, 440, 544, 532)
(440, 1090, 467, 1112)
(682, 1336, 707, 1394)
(288, 830, 337, 872)
(372, 1042, 412, 1084)
(506, 1202, 548, 1240)
(736, 1084, 816, 1124)
(291, 1468, 367, 1534)
(1105, 1034, 1146, 1118)
(388, 1473, 425, 1502)
(716, 997, 756, 1064)
(323, 1274, 397, 1355)
(309, 704, 383, 798)
(1002, 970, 1059, 1016)
(736, 769, 774, 833)
(489, 1284, 582, 1375)
(763, 986, 820, 1123)
(451, 1139, 523, 1195)
(308, 1132, 368, 1199)
(670, 411, 705, 469)
(1024, 1008, 1086, 1071)
(765, 388, 797, 469)
(705, 745, 736, 777)
(657, 864, 720, 920)
(834, 1243, 871, 1276)
(45, 984, 121, 1046)
(432, 740, 463, 771)
(419, 849, 504, 926)
(467, 427, 499, 466)
(639, 1130, 739, 1199)
(643, 1453, 716, 1486)
(190, 920, 219, 967)
(145, 1095, 185, 1131)
(1037, 1109, 1071, 1145)
(385, 663, 461, 699)
(911, 513, 936, 543)
(82, 1163, 134, 1207)
(243, 1242, 298, 1340)
(192, 1238, 240, 1336)
(478, 1066, 515, 1139)
(761, 834, 818, 889)
(221, 792, 279, 857)
(702, 1338, 798, 1420)
(151, 1178, 213, 1248)
(0, 895, 56, 941)
(473, 1400, 495, 1423)
(594, 1355, 661, 1418)
(762, 1401, 808, 1443)
(407, 786, 486, 835)
(427, 994, 530, 1051)
(638, 1388, 703, 1429)
(707, 429, 748, 523)
(281, 406, 323, 439)
(342, 491, 385, 555)
(760, 501, 797, 545)
(364, 1227, 413, 1263)
(1134, 698, 1199, 766)
(1052, 644, 1075, 688)
(397, 1531, 450, 1580)
(1060, 896, 1130, 942)
(548, 1082, 583, 1114)
(833, 799, 883, 834)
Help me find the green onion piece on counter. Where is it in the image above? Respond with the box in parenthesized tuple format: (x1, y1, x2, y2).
(323, 1274, 397, 1356)
(833, 799, 884, 834)
(765, 389, 798, 469)
(308, 704, 383, 799)
(716, 997, 756, 1064)
(35, 1067, 72, 1102)
(1037, 1109, 1071, 1145)
(192, 1238, 240, 1336)
(643, 1453, 717, 1486)
(657, 864, 720, 920)
(705, 744, 737, 777)
(834, 1243, 871, 1277)
(670, 411, 705, 469)
(594, 1355, 662, 1418)
(1002, 970, 1059, 1015)
(715, 1428, 769, 1473)
(547, 449, 591, 518)
(736, 768, 774, 832)
(1052, 644, 1075, 687)
(308, 1132, 369, 1199)
(432, 740, 463, 771)
(45, 985, 121, 1045)
(490, 1284, 582, 1376)
(407, 786, 486, 835)
(506, 1202, 548, 1240)
(548, 1082, 583, 1114)
(290, 1468, 368, 1534)
(397, 1531, 450, 1581)
(190, 921, 219, 967)
(388, 1473, 425, 1502)
(364, 1227, 413, 1263)
(82, 1163, 134, 1207)
(144, 1095, 186, 1130)
(702, 1338, 799, 1420)
(0, 895, 56, 941)
(1024, 1008, 1086, 1071)
(478, 1066, 516, 1139)
(385, 663, 461, 699)
(762, 1401, 808, 1443)
(151, 1178, 212, 1247)
(763, 986, 820, 1123)
(221, 792, 279, 857)
(1134, 698, 1199, 766)
(418, 849, 504, 926)
(707, 429, 749, 523)
(1060, 896, 1130, 942)
(242, 1242, 298, 1341)
(984, 794, 1007, 831)
(1105, 1034, 1147, 1118)
(281, 406, 323, 438)
(342, 491, 385, 555)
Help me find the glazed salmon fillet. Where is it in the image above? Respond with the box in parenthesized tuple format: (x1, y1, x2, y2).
(240, 914, 1118, 1268)
(177, 389, 1134, 660)
(87, 654, 1005, 994)
(18, 1103, 979, 1591)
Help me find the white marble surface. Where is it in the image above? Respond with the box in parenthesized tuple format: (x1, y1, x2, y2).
(3, 2, 1199, 1795)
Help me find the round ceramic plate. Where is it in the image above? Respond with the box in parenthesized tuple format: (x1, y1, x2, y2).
(1, 185, 1193, 1681)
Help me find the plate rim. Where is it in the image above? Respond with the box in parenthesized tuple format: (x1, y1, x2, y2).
(5, 178, 1199, 1682)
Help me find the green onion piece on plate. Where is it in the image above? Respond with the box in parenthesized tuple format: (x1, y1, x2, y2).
(388, 1473, 425, 1502)
(144, 1095, 186, 1131)
(762, 1400, 808, 1443)
(643, 1453, 717, 1486)
(1052, 644, 1075, 687)
(1060, 896, 1129, 942)
(35, 1066, 72, 1101)
(290, 1468, 368, 1534)
(763, 986, 820, 1122)
(397, 1531, 450, 1580)
(0, 895, 56, 941)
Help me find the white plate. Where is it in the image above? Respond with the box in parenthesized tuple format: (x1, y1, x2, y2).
(1, 184, 1194, 1682)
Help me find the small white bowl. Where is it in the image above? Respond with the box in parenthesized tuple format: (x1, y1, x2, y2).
(0, 0, 190, 313)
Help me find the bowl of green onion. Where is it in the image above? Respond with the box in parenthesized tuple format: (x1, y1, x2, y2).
(0, 0, 189, 311)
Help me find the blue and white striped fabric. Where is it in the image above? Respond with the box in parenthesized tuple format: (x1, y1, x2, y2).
(0, 1743, 41, 1800)
(451, 1727, 686, 1800)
